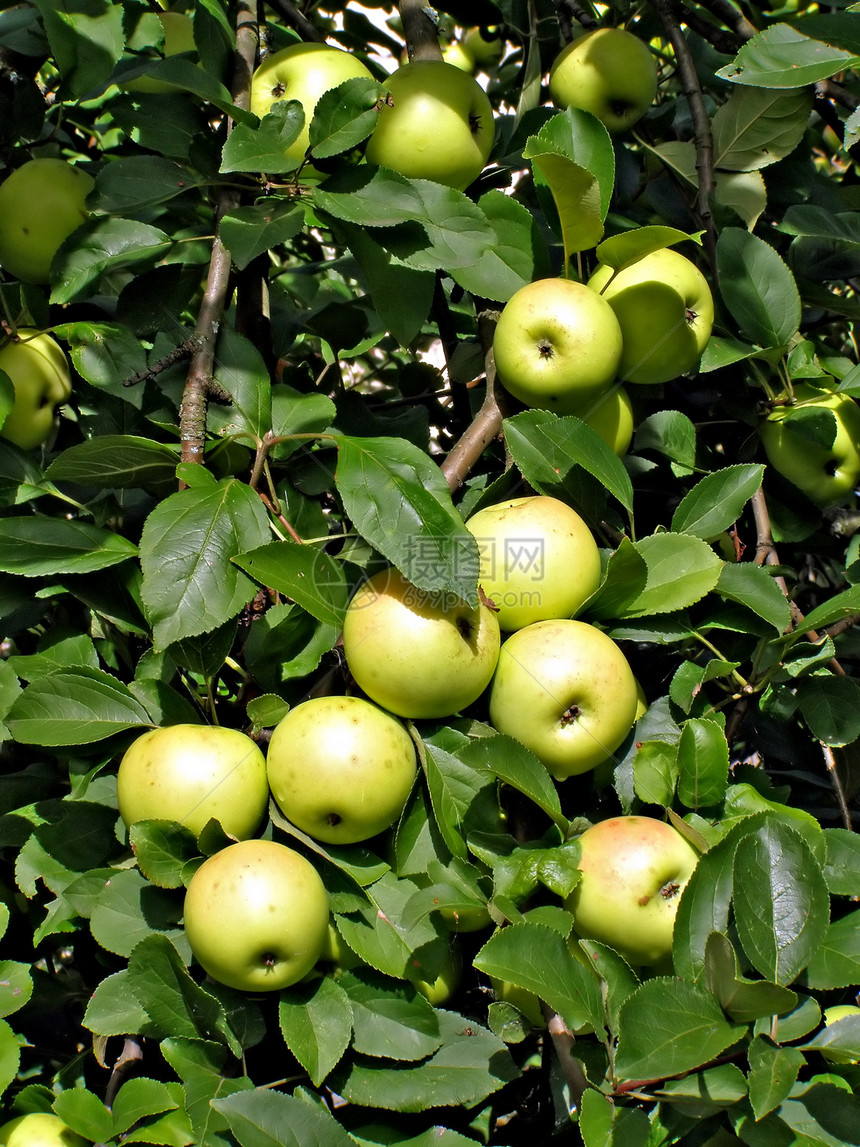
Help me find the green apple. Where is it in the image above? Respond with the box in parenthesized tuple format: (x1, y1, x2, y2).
(588, 248, 714, 385)
(0, 329, 72, 451)
(465, 495, 601, 630)
(0, 1114, 87, 1147)
(406, 940, 462, 1005)
(116, 723, 269, 841)
(491, 976, 544, 1026)
(0, 159, 94, 284)
(488, 619, 639, 779)
(183, 838, 330, 991)
(120, 11, 196, 94)
(577, 385, 635, 456)
(566, 815, 700, 966)
(493, 277, 624, 412)
(342, 567, 501, 719)
(463, 26, 504, 67)
(250, 43, 373, 167)
(365, 60, 495, 190)
(759, 384, 860, 508)
(549, 27, 658, 133)
(442, 39, 476, 73)
(319, 921, 363, 971)
(266, 695, 417, 844)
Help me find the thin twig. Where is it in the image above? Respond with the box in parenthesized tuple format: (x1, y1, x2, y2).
(648, 0, 717, 271)
(689, 0, 757, 41)
(542, 1007, 591, 1111)
(263, 0, 325, 44)
(822, 744, 854, 830)
(123, 334, 205, 387)
(178, 0, 258, 470)
(668, 0, 744, 55)
(440, 311, 506, 491)
(103, 1036, 143, 1109)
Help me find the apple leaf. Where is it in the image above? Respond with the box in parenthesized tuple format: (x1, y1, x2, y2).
(128, 820, 200, 890)
(51, 1088, 113, 1144)
(139, 477, 271, 650)
(524, 106, 615, 219)
(91, 155, 205, 212)
(448, 189, 547, 303)
(326, 1009, 519, 1113)
(0, 959, 31, 1020)
(795, 674, 860, 746)
(334, 435, 480, 607)
(579, 1088, 651, 1147)
(473, 922, 603, 1033)
(716, 227, 801, 349)
(335, 967, 442, 1062)
(220, 201, 305, 272)
(89, 868, 189, 964)
(712, 87, 813, 172)
(823, 828, 860, 896)
(6, 668, 153, 745)
(614, 533, 724, 618)
(595, 225, 702, 273)
(45, 435, 179, 494)
(747, 1035, 805, 1121)
(528, 152, 603, 264)
(633, 739, 678, 807)
(704, 932, 798, 1023)
(309, 76, 385, 158)
(716, 563, 792, 632)
(671, 463, 764, 540)
(799, 1011, 860, 1063)
(677, 718, 729, 809)
(84, 970, 159, 1040)
(213, 1087, 356, 1147)
(421, 740, 494, 861)
(50, 217, 173, 305)
(803, 908, 860, 990)
(0, 516, 138, 576)
(233, 539, 349, 630)
(459, 733, 568, 834)
(278, 976, 354, 1086)
(614, 977, 743, 1081)
(716, 23, 860, 88)
(733, 818, 830, 986)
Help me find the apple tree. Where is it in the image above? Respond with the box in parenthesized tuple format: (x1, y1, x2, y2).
(0, 0, 859, 1143)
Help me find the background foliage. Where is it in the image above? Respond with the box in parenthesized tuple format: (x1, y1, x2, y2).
(0, 0, 859, 1143)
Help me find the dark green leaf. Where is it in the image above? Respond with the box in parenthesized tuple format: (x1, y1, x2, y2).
(337, 967, 442, 1061)
(747, 1036, 805, 1121)
(219, 202, 304, 272)
(716, 227, 801, 348)
(46, 436, 179, 493)
(309, 76, 386, 158)
(6, 668, 153, 745)
(0, 517, 137, 575)
(804, 908, 860, 990)
(671, 464, 764, 539)
(278, 976, 353, 1086)
(717, 24, 860, 88)
(677, 718, 729, 809)
(213, 1087, 356, 1147)
(233, 540, 348, 629)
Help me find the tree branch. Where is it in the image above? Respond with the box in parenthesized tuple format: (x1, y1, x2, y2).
(689, 0, 757, 41)
(263, 0, 325, 44)
(178, 0, 258, 470)
(399, 0, 443, 61)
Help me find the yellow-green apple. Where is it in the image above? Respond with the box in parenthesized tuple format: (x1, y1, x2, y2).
(464, 26, 504, 67)
(0, 329, 72, 451)
(183, 838, 329, 991)
(759, 384, 860, 508)
(266, 695, 417, 844)
(577, 385, 634, 456)
(442, 39, 476, 72)
(406, 940, 462, 1005)
(365, 60, 494, 190)
(342, 567, 500, 719)
(0, 159, 94, 284)
(549, 27, 658, 133)
(116, 723, 269, 841)
(588, 248, 714, 384)
(488, 619, 639, 779)
(319, 921, 363, 971)
(493, 278, 623, 412)
(566, 815, 700, 966)
(820, 1004, 860, 1064)
(0, 1114, 87, 1147)
(250, 43, 374, 167)
(465, 495, 601, 630)
(120, 10, 197, 95)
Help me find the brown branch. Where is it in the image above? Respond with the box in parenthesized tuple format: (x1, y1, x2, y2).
(263, 0, 325, 43)
(668, 0, 744, 56)
(103, 1036, 143, 1110)
(440, 311, 506, 492)
(542, 1005, 591, 1110)
(399, 0, 443, 62)
(822, 744, 854, 831)
(123, 334, 205, 387)
(648, 0, 717, 271)
(552, 0, 598, 38)
(690, 0, 757, 41)
(178, 0, 258, 470)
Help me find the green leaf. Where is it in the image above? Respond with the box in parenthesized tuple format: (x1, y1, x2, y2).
(0, 517, 138, 575)
(799, 1012, 860, 1064)
(51, 217, 173, 305)
(632, 740, 678, 807)
(327, 1009, 519, 1113)
(0, 1019, 18, 1102)
(309, 76, 386, 158)
(717, 23, 860, 88)
(232, 540, 348, 629)
(529, 153, 603, 262)
(747, 1035, 805, 1121)
(614, 977, 743, 1082)
(46, 435, 179, 494)
(161, 1037, 254, 1145)
(32, 0, 124, 95)
(110, 1076, 180, 1138)
(794, 584, 860, 634)
(421, 739, 493, 861)
(677, 718, 729, 809)
(213, 1087, 356, 1147)
(712, 87, 814, 171)
(616, 533, 724, 618)
(208, 326, 273, 443)
(53, 1087, 113, 1144)
(89, 868, 189, 962)
(796, 675, 860, 746)
(139, 477, 271, 649)
(717, 563, 791, 632)
(92, 155, 205, 211)
(337, 967, 442, 1061)
(221, 101, 304, 175)
(823, 828, 860, 896)
(128, 820, 199, 890)
(219, 201, 305, 272)
(6, 668, 153, 745)
(503, 409, 634, 518)
(595, 225, 701, 271)
(704, 932, 798, 1023)
(525, 106, 615, 219)
(671, 464, 764, 539)
(733, 818, 830, 986)
(334, 436, 479, 606)
(579, 1088, 651, 1147)
(473, 922, 603, 1033)
(0, 959, 32, 1019)
(716, 227, 801, 349)
(460, 734, 568, 833)
(334, 871, 445, 980)
(634, 409, 697, 472)
(84, 970, 159, 1039)
(278, 975, 353, 1086)
(804, 908, 860, 990)
(449, 190, 545, 303)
